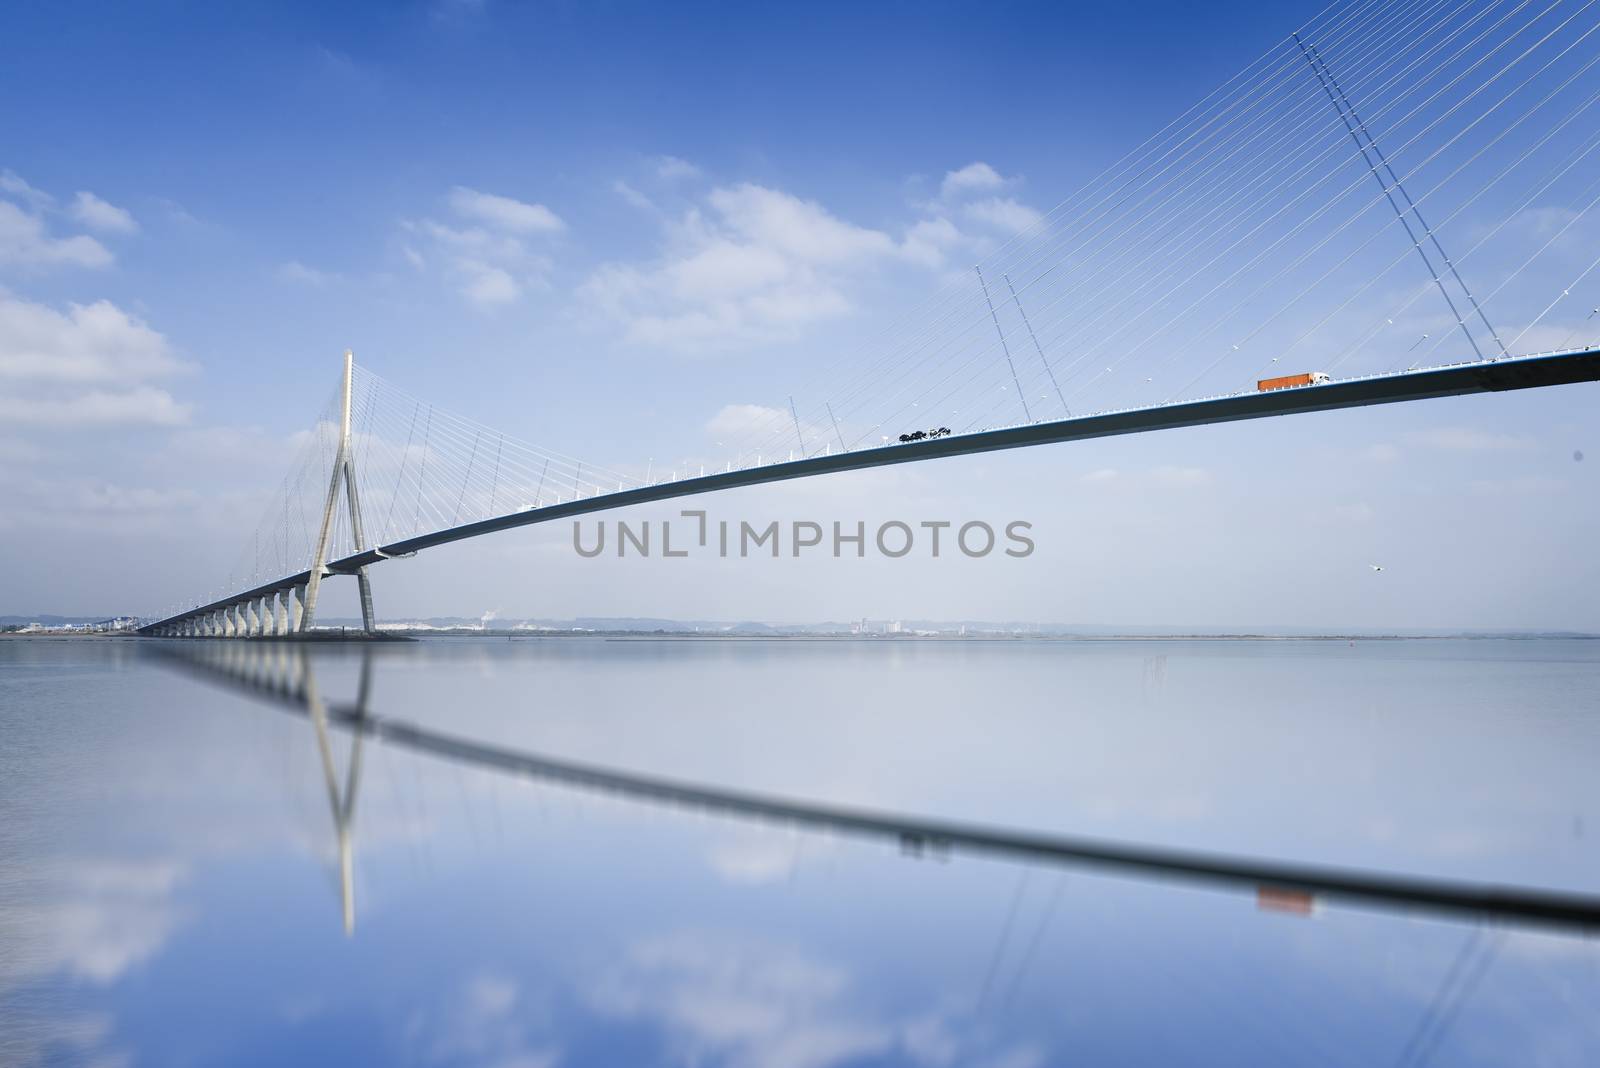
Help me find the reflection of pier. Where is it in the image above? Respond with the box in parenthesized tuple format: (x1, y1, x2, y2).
(151, 643, 1600, 937)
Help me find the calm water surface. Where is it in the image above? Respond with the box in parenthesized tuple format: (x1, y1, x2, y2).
(2, 636, 1597, 1066)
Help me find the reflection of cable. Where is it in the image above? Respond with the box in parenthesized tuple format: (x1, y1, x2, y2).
(1002, 874, 1068, 1010)
(1393, 928, 1504, 1068)
(977, 870, 1032, 1012)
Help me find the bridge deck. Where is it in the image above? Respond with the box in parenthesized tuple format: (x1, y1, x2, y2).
(143, 346, 1600, 631)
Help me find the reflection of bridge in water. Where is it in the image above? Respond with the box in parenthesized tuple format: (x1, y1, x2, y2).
(152, 642, 1600, 938)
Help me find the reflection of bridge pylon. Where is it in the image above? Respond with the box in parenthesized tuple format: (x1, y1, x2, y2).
(305, 652, 369, 936)
(148, 640, 372, 934)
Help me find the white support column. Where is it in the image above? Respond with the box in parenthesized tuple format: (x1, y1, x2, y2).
(291, 583, 306, 632)
(236, 603, 250, 637)
(221, 607, 235, 638)
(343, 443, 376, 634)
(276, 589, 291, 637)
(301, 350, 356, 632)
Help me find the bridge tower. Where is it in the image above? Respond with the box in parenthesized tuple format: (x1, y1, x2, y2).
(300, 349, 377, 634)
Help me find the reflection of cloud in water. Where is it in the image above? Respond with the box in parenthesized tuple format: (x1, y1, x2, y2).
(411, 972, 559, 1068)
(0, 1009, 129, 1068)
(590, 932, 889, 1068)
(705, 829, 830, 885)
(0, 858, 184, 988)
(588, 931, 1043, 1068)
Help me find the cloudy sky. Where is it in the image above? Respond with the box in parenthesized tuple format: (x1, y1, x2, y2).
(2, 0, 1597, 630)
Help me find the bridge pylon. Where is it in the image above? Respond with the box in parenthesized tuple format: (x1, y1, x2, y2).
(300, 349, 377, 634)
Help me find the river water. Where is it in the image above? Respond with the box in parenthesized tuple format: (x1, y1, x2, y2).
(2, 636, 1597, 1066)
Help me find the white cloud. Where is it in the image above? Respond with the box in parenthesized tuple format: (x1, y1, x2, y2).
(964, 196, 1044, 234)
(0, 385, 190, 427)
(70, 192, 138, 234)
(0, 294, 190, 428)
(904, 162, 1043, 266)
(448, 186, 564, 233)
(1469, 474, 1568, 496)
(656, 155, 702, 181)
(709, 184, 896, 264)
(1407, 427, 1534, 452)
(0, 201, 112, 269)
(941, 162, 1007, 200)
(0, 169, 54, 209)
(902, 217, 963, 268)
(581, 183, 900, 349)
(1151, 464, 1212, 487)
(278, 260, 338, 286)
(156, 197, 202, 227)
(0, 294, 183, 384)
(706, 403, 787, 439)
(403, 187, 563, 306)
(460, 261, 520, 306)
(1080, 465, 1210, 488)
(669, 240, 792, 299)
(614, 180, 656, 212)
(582, 162, 1045, 344)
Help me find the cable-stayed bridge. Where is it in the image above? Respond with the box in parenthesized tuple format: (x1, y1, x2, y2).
(142, 0, 1600, 635)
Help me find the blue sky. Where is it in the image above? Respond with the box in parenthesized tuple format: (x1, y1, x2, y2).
(3, 0, 1599, 628)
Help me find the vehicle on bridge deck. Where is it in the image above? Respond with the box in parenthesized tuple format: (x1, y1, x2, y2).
(1257, 371, 1332, 392)
(898, 427, 953, 443)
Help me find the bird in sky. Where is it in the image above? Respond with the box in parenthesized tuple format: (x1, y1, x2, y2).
(1370, 564, 1384, 572)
